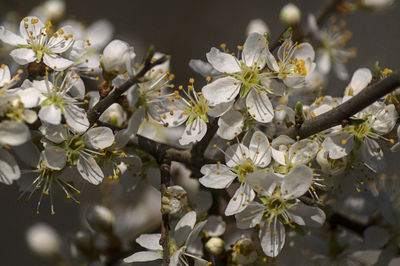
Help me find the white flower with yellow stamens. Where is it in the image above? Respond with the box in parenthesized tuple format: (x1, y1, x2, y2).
(201, 32, 275, 123)
(0, 16, 75, 70)
(199, 131, 272, 215)
(40, 123, 114, 184)
(235, 165, 325, 257)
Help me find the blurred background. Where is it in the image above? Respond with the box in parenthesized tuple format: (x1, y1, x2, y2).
(0, 0, 399, 265)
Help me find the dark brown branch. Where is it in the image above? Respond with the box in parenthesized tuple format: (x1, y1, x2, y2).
(87, 47, 168, 124)
(159, 155, 172, 266)
(280, 70, 400, 139)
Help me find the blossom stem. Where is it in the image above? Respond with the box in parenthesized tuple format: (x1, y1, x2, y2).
(159, 155, 172, 265)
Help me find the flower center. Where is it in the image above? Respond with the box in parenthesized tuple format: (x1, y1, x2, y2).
(235, 158, 256, 183)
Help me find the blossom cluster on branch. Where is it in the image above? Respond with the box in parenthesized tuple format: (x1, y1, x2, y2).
(1, 0, 400, 265)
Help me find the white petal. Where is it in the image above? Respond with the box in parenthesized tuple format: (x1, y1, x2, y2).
(202, 76, 241, 104)
(0, 27, 26, 46)
(317, 49, 331, 74)
(77, 154, 103, 185)
(42, 145, 67, 170)
(370, 104, 397, 135)
(321, 133, 354, 159)
(288, 139, 319, 165)
(43, 54, 74, 71)
(249, 131, 271, 167)
(207, 101, 233, 117)
(203, 215, 226, 236)
(179, 118, 207, 145)
(235, 202, 264, 229)
(189, 59, 221, 78)
(345, 68, 372, 96)
(259, 220, 285, 257)
(39, 123, 68, 144)
(360, 138, 386, 173)
(293, 42, 315, 61)
(10, 48, 36, 65)
(85, 127, 115, 149)
(225, 183, 255, 216)
(86, 20, 114, 50)
(15, 87, 44, 108)
(47, 25, 74, 53)
(288, 202, 326, 227)
(113, 107, 145, 149)
(39, 104, 62, 125)
(174, 211, 197, 247)
(123, 251, 162, 263)
(225, 144, 249, 167)
(0, 121, 30, 146)
(169, 248, 184, 266)
(364, 226, 390, 248)
(217, 110, 244, 140)
(136, 234, 162, 250)
(0, 149, 20, 185)
(19, 16, 44, 40)
(199, 164, 236, 189)
(186, 220, 208, 246)
(265, 50, 279, 72)
(272, 148, 286, 165)
(64, 104, 89, 134)
(206, 47, 241, 74)
(281, 165, 313, 200)
(246, 170, 280, 197)
(246, 89, 274, 123)
(242, 32, 268, 68)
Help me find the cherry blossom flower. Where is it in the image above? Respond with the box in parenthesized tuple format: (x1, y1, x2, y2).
(0, 16, 75, 70)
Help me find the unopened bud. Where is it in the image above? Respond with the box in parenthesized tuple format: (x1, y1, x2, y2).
(232, 238, 258, 265)
(361, 0, 394, 11)
(86, 205, 114, 234)
(162, 185, 187, 215)
(26, 223, 61, 259)
(280, 3, 301, 26)
(246, 19, 269, 35)
(73, 229, 93, 255)
(42, 0, 66, 21)
(102, 40, 135, 77)
(205, 237, 225, 256)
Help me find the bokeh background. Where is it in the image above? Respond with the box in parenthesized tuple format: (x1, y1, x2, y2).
(0, 0, 399, 265)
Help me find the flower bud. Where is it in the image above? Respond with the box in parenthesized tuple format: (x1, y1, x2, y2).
(361, 0, 394, 11)
(26, 223, 61, 259)
(280, 3, 301, 26)
(205, 237, 225, 256)
(246, 19, 269, 35)
(161, 185, 187, 215)
(99, 103, 127, 127)
(86, 205, 115, 235)
(231, 238, 258, 265)
(42, 0, 66, 21)
(73, 229, 93, 255)
(102, 40, 135, 77)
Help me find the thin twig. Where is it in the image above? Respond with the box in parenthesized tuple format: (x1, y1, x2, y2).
(159, 155, 172, 266)
(280, 70, 400, 139)
(87, 47, 168, 124)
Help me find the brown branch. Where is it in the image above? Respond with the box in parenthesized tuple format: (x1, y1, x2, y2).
(87, 46, 169, 124)
(159, 155, 172, 266)
(280, 70, 400, 139)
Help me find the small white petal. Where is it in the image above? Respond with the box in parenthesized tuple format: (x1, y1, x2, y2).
(202, 76, 241, 104)
(136, 234, 162, 250)
(64, 104, 89, 134)
(203, 215, 226, 237)
(0, 121, 30, 146)
(288, 202, 326, 227)
(281, 165, 313, 200)
(174, 211, 196, 247)
(77, 154, 103, 185)
(225, 183, 255, 216)
(0, 149, 20, 185)
(235, 202, 264, 229)
(259, 220, 285, 257)
(10, 48, 36, 65)
(43, 53, 74, 71)
(179, 118, 207, 145)
(0, 27, 26, 46)
(85, 127, 115, 149)
(186, 220, 208, 246)
(123, 251, 162, 263)
(199, 164, 237, 189)
(248, 131, 271, 167)
(189, 59, 221, 78)
(246, 89, 274, 123)
(217, 110, 244, 140)
(242, 32, 268, 68)
(42, 145, 67, 170)
(39, 104, 62, 125)
(206, 47, 241, 74)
